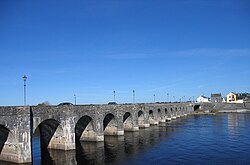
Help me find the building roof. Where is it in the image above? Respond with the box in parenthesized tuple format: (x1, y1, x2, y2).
(200, 95, 209, 99)
(236, 93, 250, 100)
(228, 92, 237, 95)
(211, 93, 222, 97)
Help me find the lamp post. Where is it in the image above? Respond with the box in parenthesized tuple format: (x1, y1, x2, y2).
(133, 90, 135, 104)
(167, 93, 169, 102)
(113, 91, 116, 102)
(74, 94, 76, 105)
(153, 94, 155, 103)
(22, 75, 27, 106)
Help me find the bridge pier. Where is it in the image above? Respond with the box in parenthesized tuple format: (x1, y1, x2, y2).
(0, 107, 32, 164)
(123, 112, 139, 132)
(47, 117, 76, 150)
(171, 115, 177, 120)
(104, 114, 124, 136)
(139, 123, 150, 128)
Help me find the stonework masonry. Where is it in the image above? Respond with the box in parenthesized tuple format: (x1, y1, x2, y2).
(0, 103, 193, 164)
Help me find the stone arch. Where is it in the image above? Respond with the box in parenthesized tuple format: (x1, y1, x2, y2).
(158, 109, 164, 123)
(149, 110, 155, 125)
(171, 107, 176, 119)
(138, 111, 146, 128)
(103, 113, 118, 135)
(34, 119, 63, 149)
(165, 108, 171, 120)
(177, 107, 181, 117)
(175, 107, 178, 116)
(0, 124, 9, 153)
(123, 112, 133, 131)
(75, 115, 96, 141)
(0, 125, 18, 163)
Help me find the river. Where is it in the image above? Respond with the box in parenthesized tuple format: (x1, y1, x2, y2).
(2, 113, 250, 165)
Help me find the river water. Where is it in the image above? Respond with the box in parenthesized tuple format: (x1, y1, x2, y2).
(2, 113, 250, 165)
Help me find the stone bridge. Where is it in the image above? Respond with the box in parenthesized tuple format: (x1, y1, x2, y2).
(0, 103, 194, 163)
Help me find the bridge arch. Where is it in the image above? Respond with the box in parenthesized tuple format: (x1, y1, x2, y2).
(103, 113, 118, 135)
(158, 109, 165, 123)
(165, 108, 171, 120)
(0, 124, 9, 154)
(0, 125, 18, 163)
(123, 112, 133, 131)
(33, 119, 63, 149)
(149, 110, 158, 125)
(75, 115, 96, 141)
(138, 110, 148, 128)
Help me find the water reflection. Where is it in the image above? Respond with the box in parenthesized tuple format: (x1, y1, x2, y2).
(2, 113, 250, 165)
(31, 124, 179, 165)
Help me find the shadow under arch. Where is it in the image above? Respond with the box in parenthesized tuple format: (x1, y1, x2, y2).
(149, 110, 154, 125)
(75, 115, 95, 141)
(138, 111, 145, 127)
(123, 112, 133, 131)
(158, 109, 164, 121)
(0, 124, 9, 154)
(33, 119, 61, 149)
(165, 108, 170, 118)
(32, 119, 62, 165)
(103, 113, 118, 135)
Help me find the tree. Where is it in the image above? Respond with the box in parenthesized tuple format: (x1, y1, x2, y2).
(37, 101, 50, 106)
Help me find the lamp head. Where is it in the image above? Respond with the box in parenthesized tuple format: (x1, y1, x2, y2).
(22, 75, 27, 81)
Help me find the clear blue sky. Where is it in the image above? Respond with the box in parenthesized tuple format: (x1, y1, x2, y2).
(0, 0, 250, 106)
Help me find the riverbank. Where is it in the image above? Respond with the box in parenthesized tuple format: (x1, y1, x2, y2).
(191, 108, 250, 115)
(218, 109, 250, 113)
(198, 102, 250, 113)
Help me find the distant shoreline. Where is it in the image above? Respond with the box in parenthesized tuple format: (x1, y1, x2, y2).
(218, 109, 250, 113)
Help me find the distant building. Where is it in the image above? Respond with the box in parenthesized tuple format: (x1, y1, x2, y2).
(227, 92, 250, 103)
(196, 96, 210, 103)
(227, 92, 237, 103)
(211, 93, 223, 103)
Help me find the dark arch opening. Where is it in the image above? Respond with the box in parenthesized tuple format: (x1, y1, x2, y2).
(194, 105, 200, 111)
(138, 111, 144, 127)
(149, 110, 154, 125)
(165, 108, 170, 118)
(138, 111, 143, 118)
(75, 115, 93, 141)
(103, 113, 115, 131)
(103, 113, 118, 135)
(32, 119, 61, 164)
(123, 112, 133, 131)
(158, 109, 164, 121)
(0, 124, 9, 154)
(123, 112, 131, 122)
(149, 110, 153, 115)
(34, 119, 60, 149)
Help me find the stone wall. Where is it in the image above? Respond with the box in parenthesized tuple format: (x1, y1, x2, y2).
(200, 102, 250, 112)
(0, 106, 32, 163)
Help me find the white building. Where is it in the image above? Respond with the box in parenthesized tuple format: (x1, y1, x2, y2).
(196, 96, 210, 103)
